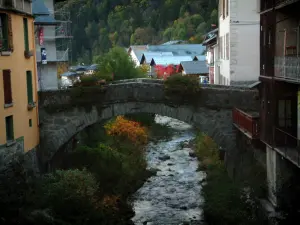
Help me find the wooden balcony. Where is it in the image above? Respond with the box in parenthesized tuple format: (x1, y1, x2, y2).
(232, 108, 260, 139)
(273, 127, 300, 168)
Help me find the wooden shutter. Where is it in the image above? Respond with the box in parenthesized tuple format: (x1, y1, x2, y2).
(3, 69, 12, 104)
(23, 18, 29, 51)
(7, 14, 13, 51)
(26, 71, 33, 104)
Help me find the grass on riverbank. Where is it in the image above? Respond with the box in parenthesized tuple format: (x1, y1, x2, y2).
(195, 133, 267, 225)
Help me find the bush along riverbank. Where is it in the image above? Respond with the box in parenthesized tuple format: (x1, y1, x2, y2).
(0, 114, 168, 225)
(194, 133, 269, 225)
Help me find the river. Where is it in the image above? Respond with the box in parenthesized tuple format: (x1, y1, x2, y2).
(131, 115, 206, 225)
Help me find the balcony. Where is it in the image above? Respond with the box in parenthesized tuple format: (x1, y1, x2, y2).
(275, 0, 300, 8)
(36, 50, 68, 62)
(232, 108, 260, 139)
(273, 127, 300, 168)
(0, 0, 32, 15)
(274, 56, 300, 83)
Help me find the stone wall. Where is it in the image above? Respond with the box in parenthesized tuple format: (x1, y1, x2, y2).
(38, 79, 260, 168)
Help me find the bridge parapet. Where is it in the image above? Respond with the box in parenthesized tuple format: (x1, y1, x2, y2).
(39, 79, 259, 112)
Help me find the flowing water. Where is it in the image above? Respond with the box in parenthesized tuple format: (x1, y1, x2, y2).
(131, 116, 206, 225)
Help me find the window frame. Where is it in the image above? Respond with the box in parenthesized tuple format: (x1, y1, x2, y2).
(0, 13, 9, 51)
(3, 69, 13, 106)
(5, 115, 14, 142)
(26, 70, 33, 104)
(23, 17, 29, 52)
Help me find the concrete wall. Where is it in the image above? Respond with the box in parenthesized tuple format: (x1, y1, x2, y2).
(218, 0, 260, 85)
(229, 0, 260, 84)
(37, 79, 259, 167)
(37, 63, 58, 90)
(0, 11, 39, 152)
(34, 0, 58, 91)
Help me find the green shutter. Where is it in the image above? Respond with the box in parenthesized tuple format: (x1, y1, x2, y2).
(1, 14, 9, 50)
(23, 18, 29, 51)
(26, 71, 33, 104)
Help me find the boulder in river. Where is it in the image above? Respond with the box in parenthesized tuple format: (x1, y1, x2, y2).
(158, 155, 171, 161)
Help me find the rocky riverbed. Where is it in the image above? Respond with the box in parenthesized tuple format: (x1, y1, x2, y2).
(131, 116, 206, 225)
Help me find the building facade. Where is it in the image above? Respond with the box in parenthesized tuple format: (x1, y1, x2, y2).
(33, 0, 71, 91)
(260, 0, 300, 207)
(0, 0, 39, 161)
(218, 0, 260, 85)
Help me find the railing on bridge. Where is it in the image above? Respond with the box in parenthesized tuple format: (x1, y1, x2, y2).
(232, 108, 260, 139)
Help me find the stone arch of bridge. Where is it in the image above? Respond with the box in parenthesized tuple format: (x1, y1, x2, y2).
(39, 101, 235, 167)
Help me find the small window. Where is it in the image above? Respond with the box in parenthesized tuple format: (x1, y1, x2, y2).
(29, 119, 32, 127)
(26, 71, 33, 104)
(3, 69, 12, 105)
(0, 13, 8, 51)
(23, 18, 29, 51)
(5, 115, 14, 142)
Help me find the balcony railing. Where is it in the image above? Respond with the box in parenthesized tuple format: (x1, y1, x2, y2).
(273, 127, 300, 167)
(0, 0, 32, 15)
(274, 56, 300, 82)
(36, 50, 69, 62)
(232, 108, 260, 139)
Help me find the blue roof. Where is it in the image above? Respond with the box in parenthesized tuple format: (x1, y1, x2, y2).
(150, 56, 193, 66)
(87, 64, 98, 70)
(141, 52, 173, 64)
(61, 71, 77, 77)
(35, 15, 57, 25)
(32, 0, 50, 16)
(147, 44, 205, 56)
(162, 40, 187, 45)
(180, 61, 208, 74)
(194, 55, 206, 61)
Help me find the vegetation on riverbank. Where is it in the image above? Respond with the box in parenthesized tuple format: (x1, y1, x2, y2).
(0, 114, 163, 225)
(194, 133, 268, 225)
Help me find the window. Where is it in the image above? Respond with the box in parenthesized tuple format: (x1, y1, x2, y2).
(226, 33, 229, 60)
(0, 13, 8, 51)
(26, 71, 33, 104)
(29, 119, 32, 127)
(278, 99, 292, 129)
(23, 18, 29, 51)
(226, 0, 229, 17)
(3, 69, 12, 105)
(5, 115, 14, 142)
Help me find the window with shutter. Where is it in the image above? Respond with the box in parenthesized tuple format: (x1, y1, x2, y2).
(0, 13, 9, 51)
(26, 71, 33, 104)
(23, 18, 29, 51)
(5, 115, 14, 142)
(7, 14, 13, 51)
(3, 70, 12, 105)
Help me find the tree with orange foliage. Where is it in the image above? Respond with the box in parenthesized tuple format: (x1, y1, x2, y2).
(104, 116, 148, 145)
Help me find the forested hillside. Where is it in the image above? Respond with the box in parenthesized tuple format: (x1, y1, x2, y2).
(56, 0, 218, 63)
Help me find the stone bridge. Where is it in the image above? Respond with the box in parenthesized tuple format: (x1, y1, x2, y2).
(38, 79, 259, 167)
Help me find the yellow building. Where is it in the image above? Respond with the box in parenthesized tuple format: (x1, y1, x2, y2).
(0, 1, 39, 155)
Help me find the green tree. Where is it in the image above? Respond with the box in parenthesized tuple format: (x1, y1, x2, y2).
(95, 46, 146, 80)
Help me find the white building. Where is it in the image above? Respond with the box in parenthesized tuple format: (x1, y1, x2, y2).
(33, 0, 71, 90)
(218, 0, 260, 85)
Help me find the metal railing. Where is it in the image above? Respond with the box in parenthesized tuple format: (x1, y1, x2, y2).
(232, 108, 260, 139)
(274, 56, 300, 82)
(273, 127, 300, 167)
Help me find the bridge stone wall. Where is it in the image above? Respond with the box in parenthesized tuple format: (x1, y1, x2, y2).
(38, 79, 259, 168)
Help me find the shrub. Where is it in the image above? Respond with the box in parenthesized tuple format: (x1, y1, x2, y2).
(164, 74, 200, 105)
(105, 116, 148, 145)
(195, 133, 267, 225)
(30, 169, 103, 225)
